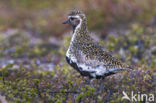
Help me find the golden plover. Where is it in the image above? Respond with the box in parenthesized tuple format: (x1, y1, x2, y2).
(63, 10, 132, 81)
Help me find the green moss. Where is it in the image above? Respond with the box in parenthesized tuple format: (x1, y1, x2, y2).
(0, 2, 155, 102)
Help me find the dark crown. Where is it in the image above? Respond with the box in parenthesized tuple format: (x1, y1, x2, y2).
(68, 10, 83, 16)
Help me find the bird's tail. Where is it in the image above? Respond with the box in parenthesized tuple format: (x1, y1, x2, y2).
(122, 63, 136, 72)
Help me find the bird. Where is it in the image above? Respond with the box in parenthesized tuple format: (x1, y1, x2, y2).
(62, 10, 132, 90)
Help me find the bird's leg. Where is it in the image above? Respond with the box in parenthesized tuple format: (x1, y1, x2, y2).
(85, 76, 91, 85)
(97, 78, 105, 92)
(105, 89, 113, 102)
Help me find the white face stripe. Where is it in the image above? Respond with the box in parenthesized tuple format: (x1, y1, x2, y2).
(66, 15, 82, 59)
(68, 15, 82, 32)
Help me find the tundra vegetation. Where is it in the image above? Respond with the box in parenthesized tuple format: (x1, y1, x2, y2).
(0, 0, 155, 103)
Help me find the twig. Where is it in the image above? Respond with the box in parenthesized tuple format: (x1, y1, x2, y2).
(48, 91, 80, 94)
(41, 89, 80, 94)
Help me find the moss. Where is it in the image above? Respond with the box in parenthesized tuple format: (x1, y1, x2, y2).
(0, 2, 155, 102)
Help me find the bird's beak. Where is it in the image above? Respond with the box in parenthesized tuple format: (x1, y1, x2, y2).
(62, 19, 70, 24)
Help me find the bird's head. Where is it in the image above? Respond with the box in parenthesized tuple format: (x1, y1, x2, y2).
(62, 10, 86, 30)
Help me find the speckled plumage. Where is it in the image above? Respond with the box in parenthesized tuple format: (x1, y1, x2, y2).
(64, 10, 131, 79)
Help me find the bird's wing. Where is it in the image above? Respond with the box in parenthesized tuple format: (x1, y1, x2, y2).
(73, 42, 130, 70)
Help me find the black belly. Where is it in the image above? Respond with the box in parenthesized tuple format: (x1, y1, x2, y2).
(66, 56, 90, 77)
(66, 56, 115, 79)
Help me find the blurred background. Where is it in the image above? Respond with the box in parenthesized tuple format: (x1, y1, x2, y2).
(0, 0, 155, 37)
(0, 0, 155, 103)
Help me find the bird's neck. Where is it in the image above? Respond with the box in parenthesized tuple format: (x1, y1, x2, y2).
(71, 20, 93, 43)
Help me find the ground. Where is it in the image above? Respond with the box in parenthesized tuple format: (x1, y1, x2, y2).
(0, 0, 156, 103)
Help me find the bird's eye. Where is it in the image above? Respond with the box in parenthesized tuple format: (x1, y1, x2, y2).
(70, 17, 74, 21)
